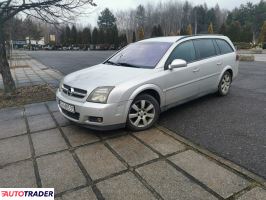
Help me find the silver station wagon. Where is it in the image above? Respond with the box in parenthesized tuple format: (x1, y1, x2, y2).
(56, 35, 239, 131)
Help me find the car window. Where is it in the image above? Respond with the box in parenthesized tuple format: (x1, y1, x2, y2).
(193, 39, 216, 59)
(107, 42, 172, 69)
(216, 39, 234, 54)
(166, 40, 196, 66)
(213, 40, 221, 55)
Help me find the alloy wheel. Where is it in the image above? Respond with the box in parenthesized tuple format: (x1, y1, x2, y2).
(221, 73, 231, 94)
(128, 100, 155, 128)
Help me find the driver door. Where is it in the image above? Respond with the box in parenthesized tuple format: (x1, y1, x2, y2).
(162, 40, 201, 106)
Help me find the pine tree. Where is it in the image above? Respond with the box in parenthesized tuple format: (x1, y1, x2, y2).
(77, 30, 83, 45)
(105, 28, 112, 44)
(119, 34, 127, 47)
(208, 22, 214, 34)
(151, 25, 157, 38)
(98, 29, 104, 44)
(186, 24, 193, 35)
(132, 31, 136, 42)
(157, 25, 164, 36)
(60, 29, 66, 46)
(219, 23, 227, 35)
(92, 27, 98, 45)
(123, 34, 128, 44)
(70, 25, 77, 45)
(112, 25, 119, 48)
(65, 26, 71, 46)
(259, 21, 266, 43)
(82, 27, 91, 44)
(97, 8, 116, 29)
(180, 28, 187, 35)
(227, 21, 241, 42)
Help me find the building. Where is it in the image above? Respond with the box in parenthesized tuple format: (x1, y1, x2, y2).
(12, 40, 27, 49)
(25, 36, 45, 46)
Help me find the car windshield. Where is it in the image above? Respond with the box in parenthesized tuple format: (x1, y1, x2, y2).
(106, 42, 172, 69)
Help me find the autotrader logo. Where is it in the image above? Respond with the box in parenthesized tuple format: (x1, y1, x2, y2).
(0, 188, 54, 200)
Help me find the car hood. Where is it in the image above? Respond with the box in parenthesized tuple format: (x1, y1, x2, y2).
(63, 64, 153, 92)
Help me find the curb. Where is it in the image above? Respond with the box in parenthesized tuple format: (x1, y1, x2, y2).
(238, 54, 255, 61)
(156, 124, 266, 189)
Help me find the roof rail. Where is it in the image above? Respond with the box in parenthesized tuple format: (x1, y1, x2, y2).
(176, 34, 225, 42)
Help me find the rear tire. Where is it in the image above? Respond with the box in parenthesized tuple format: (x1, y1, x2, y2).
(126, 94, 160, 131)
(218, 71, 232, 96)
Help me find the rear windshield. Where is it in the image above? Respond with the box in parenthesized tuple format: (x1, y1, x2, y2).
(107, 42, 172, 69)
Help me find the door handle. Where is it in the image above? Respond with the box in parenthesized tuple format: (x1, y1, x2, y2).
(193, 68, 200, 72)
(217, 62, 222, 66)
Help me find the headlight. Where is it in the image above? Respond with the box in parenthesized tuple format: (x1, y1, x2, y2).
(87, 86, 114, 103)
(59, 78, 64, 92)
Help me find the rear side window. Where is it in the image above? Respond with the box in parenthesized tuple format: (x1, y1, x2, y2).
(166, 40, 196, 66)
(193, 39, 216, 59)
(216, 39, 234, 54)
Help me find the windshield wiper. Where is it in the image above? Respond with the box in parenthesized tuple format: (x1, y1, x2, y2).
(117, 62, 140, 68)
(105, 60, 120, 66)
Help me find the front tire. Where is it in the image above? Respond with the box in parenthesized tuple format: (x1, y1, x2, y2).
(126, 94, 160, 131)
(218, 71, 232, 96)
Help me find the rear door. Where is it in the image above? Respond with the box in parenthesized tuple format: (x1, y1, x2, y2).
(193, 39, 221, 93)
(215, 39, 237, 77)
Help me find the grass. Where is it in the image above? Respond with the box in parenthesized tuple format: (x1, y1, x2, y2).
(0, 84, 55, 109)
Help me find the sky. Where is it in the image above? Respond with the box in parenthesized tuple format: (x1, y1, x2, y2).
(78, 0, 262, 27)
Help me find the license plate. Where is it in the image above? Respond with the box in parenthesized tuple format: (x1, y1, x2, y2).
(59, 101, 75, 113)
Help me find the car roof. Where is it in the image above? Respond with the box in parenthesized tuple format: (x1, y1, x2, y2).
(139, 36, 184, 43)
(139, 35, 228, 44)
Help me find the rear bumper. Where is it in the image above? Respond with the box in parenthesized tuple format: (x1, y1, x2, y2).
(56, 90, 130, 130)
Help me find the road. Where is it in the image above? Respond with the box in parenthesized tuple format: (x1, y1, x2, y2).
(27, 50, 266, 179)
(27, 50, 116, 75)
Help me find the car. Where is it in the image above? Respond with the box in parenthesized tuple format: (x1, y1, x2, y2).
(56, 35, 239, 131)
(73, 46, 80, 51)
(43, 45, 54, 50)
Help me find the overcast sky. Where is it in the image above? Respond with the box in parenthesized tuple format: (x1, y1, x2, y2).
(78, 0, 261, 27)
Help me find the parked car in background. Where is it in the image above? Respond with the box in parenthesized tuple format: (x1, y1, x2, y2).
(109, 45, 115, 50)
(43, 45, 54, 50)
(73, 46, 80, 51)
(56, 35, 239, 131)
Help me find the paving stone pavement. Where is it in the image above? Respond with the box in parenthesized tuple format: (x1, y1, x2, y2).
(0, 101, 265, 200)
(0, 51, 62, 90)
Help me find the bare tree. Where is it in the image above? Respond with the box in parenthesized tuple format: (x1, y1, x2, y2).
(0, 0, 96, 93)
(115, 1, 228, 39)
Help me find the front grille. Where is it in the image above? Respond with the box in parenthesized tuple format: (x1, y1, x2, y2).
(62, 84, 87, 99)
(61, 108, 80, 120)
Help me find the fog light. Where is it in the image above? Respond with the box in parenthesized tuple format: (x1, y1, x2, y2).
(89, 116, 103, 123)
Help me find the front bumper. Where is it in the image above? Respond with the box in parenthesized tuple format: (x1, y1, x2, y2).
(56, 90, 130, 130)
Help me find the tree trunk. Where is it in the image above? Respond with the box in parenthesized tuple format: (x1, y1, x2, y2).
(0, 27, 16, 93)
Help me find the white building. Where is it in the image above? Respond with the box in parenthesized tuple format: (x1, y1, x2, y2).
(25, 37, 45, 45)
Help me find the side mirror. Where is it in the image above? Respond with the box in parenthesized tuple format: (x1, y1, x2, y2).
(169, 59, 187, 70)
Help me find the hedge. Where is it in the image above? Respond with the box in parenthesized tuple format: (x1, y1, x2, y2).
(233, 42, 252, 50)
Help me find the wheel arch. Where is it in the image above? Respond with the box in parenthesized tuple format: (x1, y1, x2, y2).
(129, 84, 164, 107)
(219, 66, 233, 83)
(126, 85, 162, 131)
